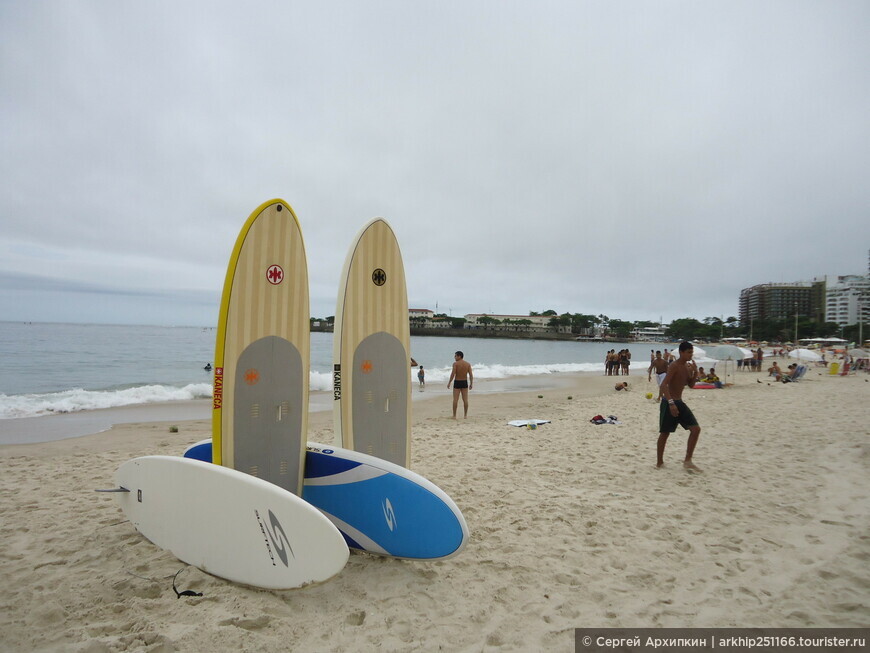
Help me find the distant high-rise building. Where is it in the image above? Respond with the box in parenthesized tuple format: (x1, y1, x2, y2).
(825, 275, 870, 327)
(739, 280, 826, 325)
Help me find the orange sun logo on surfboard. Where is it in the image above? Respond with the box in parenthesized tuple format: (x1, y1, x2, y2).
(361, 360, 373, 374)
(244, 369, 260, 385)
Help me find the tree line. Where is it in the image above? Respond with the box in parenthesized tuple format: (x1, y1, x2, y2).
(314, 310, 861, 342)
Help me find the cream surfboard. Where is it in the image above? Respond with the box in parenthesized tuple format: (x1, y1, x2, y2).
(111, 456, 348, 589)
(333, 219, 411, 468)
(213, 199, 309, 495)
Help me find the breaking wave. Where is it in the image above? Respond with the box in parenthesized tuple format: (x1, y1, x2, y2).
(0, 383, 213, 420)
(3, 363, 605, 419)
(310, 362, 603, 390)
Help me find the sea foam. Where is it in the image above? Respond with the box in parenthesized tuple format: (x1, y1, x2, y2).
(1, 363, 606, 419)
(0, 383, 213, 420)
(312, 362, 604, 390)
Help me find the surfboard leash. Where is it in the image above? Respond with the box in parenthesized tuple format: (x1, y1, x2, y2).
(172, 567, 203, 599)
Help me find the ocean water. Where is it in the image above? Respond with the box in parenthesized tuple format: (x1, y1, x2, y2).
(0, 321, 663, 420)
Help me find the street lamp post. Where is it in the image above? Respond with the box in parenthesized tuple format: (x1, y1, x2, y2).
(794, 303, 799, 345)
(859, 296, 864, 346)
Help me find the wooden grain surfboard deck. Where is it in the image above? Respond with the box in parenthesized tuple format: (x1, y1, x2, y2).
(213, 199, 309, 495)
(333, 219, 411, 468)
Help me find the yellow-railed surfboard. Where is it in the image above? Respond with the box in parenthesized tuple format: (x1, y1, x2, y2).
(213, 199, 309, 495)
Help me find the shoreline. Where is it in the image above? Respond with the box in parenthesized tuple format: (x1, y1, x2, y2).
(0, 371, 602, 446)
(1, 369, 867, 651)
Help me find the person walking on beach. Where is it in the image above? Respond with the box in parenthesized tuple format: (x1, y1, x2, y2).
(448, 351, 473, 419)
(417, 365, 425, 389)
(648, 350, 669, 401)
(657, 341, 702, 472)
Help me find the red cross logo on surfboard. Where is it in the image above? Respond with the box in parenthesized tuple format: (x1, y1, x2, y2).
(266, 265, 284, 285)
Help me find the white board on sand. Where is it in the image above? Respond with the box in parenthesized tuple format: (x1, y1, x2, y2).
(183, 439, 470, 560)
(113, 456, 348, 590)
(333, 218, 411, 467)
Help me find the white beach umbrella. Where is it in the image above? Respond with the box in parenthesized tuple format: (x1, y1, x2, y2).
(685, 346, 716, 366)
(705, 345, 753, 361)
(789, 348, 822, 362)
(700, 345, 747, 383)
(847, 348, 868, 358)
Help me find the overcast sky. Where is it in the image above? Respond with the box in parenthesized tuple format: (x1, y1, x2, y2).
(1, 1, 868, 327)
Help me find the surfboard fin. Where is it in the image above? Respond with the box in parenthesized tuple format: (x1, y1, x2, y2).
(95, 487, 130, 493)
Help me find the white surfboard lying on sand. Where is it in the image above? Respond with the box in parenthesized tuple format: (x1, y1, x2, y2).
(111, 456, 348, 589)
(507, 419, 551, 427)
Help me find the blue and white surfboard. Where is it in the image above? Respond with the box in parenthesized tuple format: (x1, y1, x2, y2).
(183, 440, 468, 560)
(184, 439, 213, 463)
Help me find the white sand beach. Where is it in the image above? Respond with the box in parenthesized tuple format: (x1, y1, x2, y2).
(1, 368, 868, 652)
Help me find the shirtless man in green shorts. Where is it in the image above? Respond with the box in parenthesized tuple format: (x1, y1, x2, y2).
(657, 341, 702, 472)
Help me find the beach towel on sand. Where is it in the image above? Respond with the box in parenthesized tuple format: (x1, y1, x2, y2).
(507, 419, 551, 427)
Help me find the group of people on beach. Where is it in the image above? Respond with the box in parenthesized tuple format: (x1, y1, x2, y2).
(736, 348, 765, 371)
(767, 361, 804, 383)
(604, 349, 632, 376)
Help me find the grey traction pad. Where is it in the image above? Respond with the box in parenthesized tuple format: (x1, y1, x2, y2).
(351, 331, 408, 466)
(234, 335, 304, 494)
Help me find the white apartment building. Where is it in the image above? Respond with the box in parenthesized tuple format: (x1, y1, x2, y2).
(631, 325, 667, 341)
(825, 275, 870, 326)
(408, 308, 452, 329)
(463, 313, 572, 333)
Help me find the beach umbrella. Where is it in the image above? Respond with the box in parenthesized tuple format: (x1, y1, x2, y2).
(705, 345, 753, 361)
(701, 345, 749, 384)
(847, 348, 868, 358)
(664, 345, 714, 365)
(685, 346, 716, 366)
(789, 348, 822, 362)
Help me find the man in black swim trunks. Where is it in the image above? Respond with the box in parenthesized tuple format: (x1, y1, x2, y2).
(657, 341, 702, 472)
(448, 351, 473, 419)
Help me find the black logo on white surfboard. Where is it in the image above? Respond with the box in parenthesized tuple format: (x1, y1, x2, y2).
(372, 268, 386, 286)
(255, 509, 294, 567)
